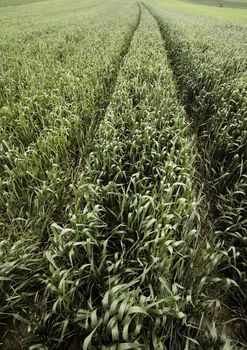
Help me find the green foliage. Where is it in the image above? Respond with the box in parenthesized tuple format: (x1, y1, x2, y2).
(42, 7, 203, 348)
(0, 0, 139, 239)
(0, 0, 246, 349)
(150, 0, 247, 24)
(146, 2, 247, 346)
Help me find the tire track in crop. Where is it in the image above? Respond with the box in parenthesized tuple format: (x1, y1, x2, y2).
(42, 7, 202, 348)
(72, 2, 141, 174)
(0, 5, 141, 152)
(0, 3, 142, 242)
(52, 1, 142, 232)
(57, 2, 142, 235)
(139, 4, 218, 345)
(86, 3, 142, 129)
(142, 2, 219, 241)
(142, 1, 210, 232)
(143, 3, 247, 347)
(65, 2, 142, 215)
(0, 6, 142, 350)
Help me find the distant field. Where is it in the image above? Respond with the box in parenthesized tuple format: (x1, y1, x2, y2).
(153, 0, 247, 23)
(183, 0, 247, 9)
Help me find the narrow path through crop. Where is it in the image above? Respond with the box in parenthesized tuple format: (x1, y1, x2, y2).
(143, 2, 247, 347)
(78, 2, 142, 166)
(0, 5, 142, 350)
(0, 2, 141, 242)
(39, 5, 202, 348)
(58, 3, 142, 225)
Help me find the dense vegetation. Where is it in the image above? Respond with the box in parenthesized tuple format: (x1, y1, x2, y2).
(0, 0, 246, 349)
(149, 0, 247, 310)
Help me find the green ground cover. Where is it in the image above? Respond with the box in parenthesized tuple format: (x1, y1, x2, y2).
(183, 0, 247, 10)
(0, 0, 247, 349)
(151, 0, 247, 24)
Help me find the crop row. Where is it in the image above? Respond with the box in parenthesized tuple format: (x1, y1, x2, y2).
(0, 0, 139, 241)
(146, 2, 247, 345)
(1, 0, 244, 348)
(0, 0, 140, 347)
(41, 6, 230, 349)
